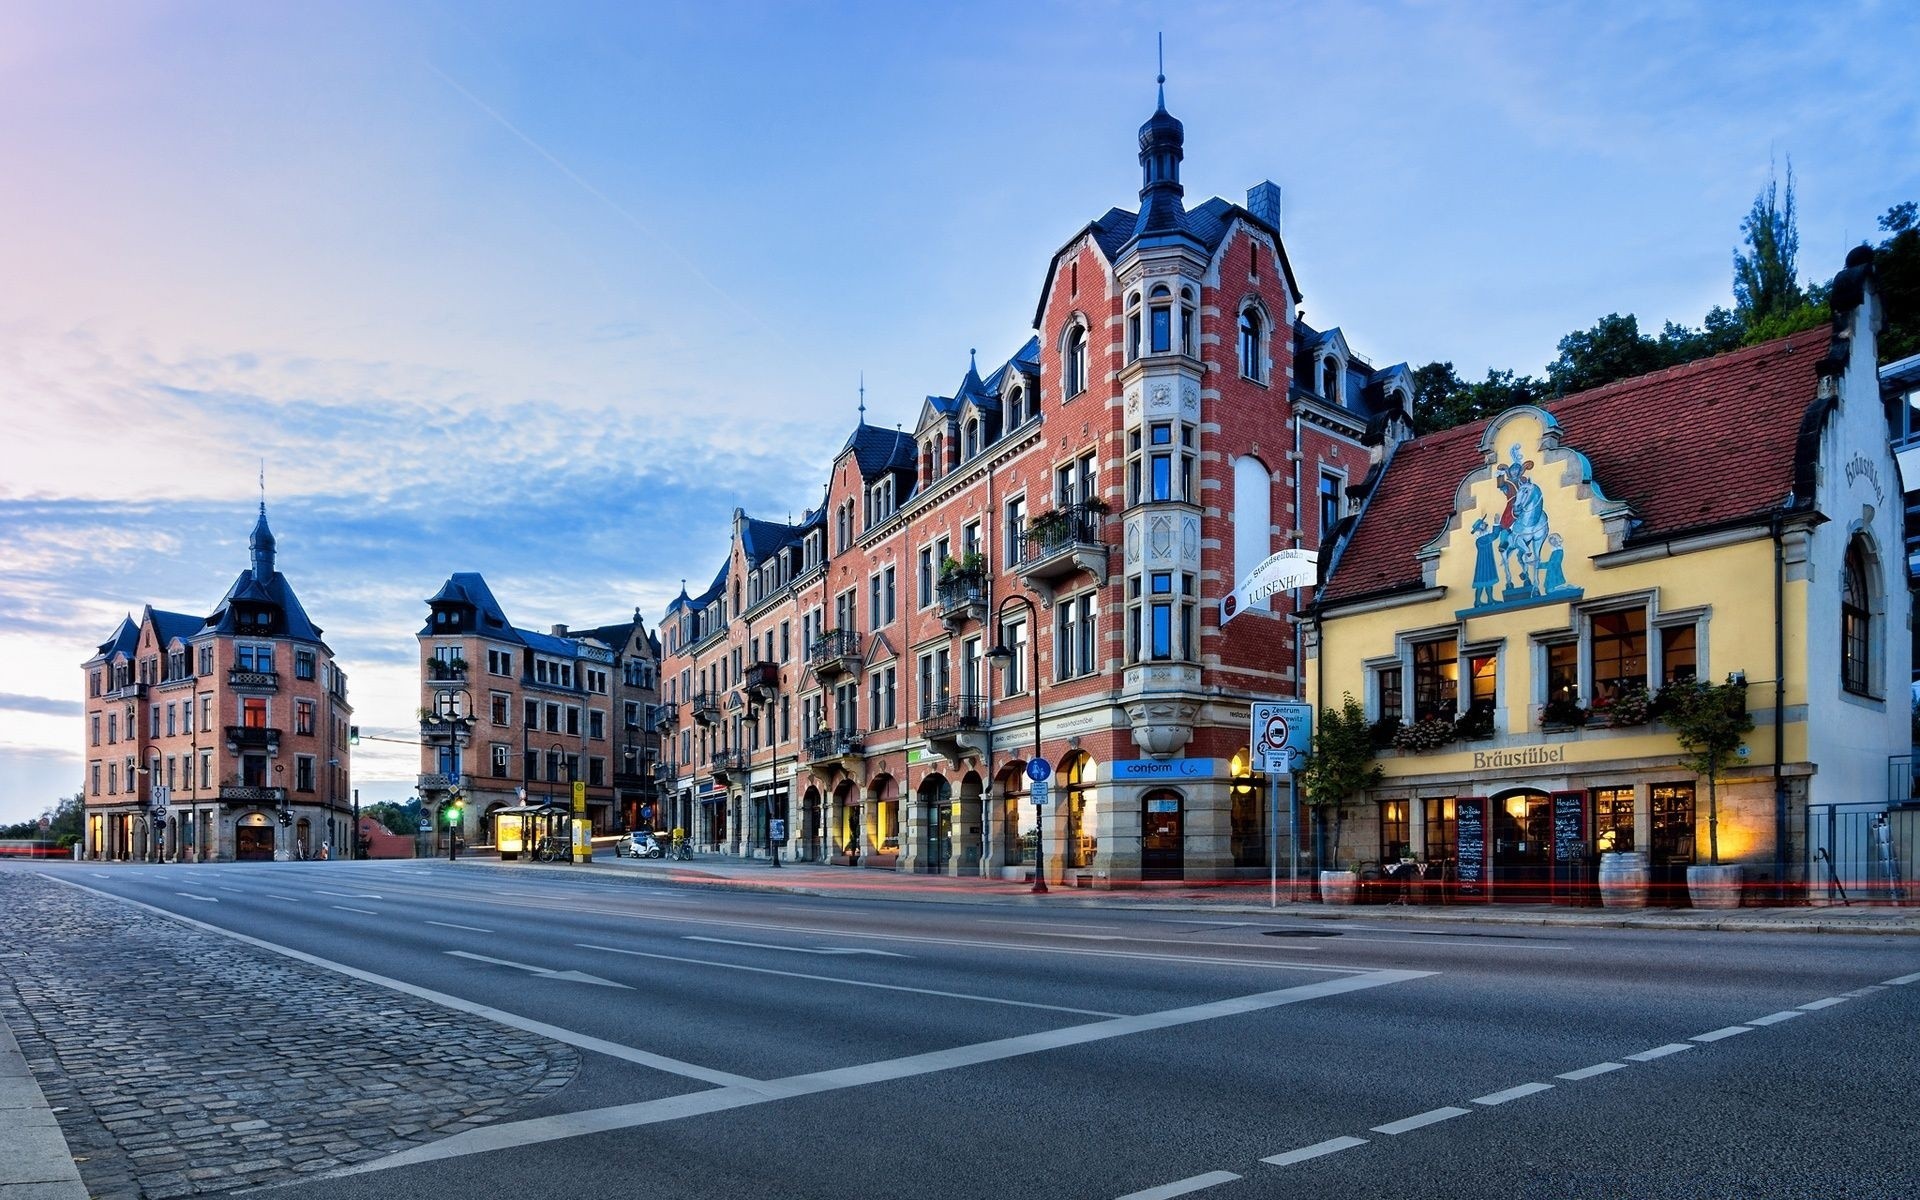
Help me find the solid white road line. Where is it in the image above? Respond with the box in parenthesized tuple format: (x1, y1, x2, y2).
(446, 950, 631, 989)
(333, 969, 1435, 1176)
(1883, 971, 1920, 986)
(1262, 1136, 1369, 1166)
(1625, 1044, 1693, 1062)
(314, 889, 383, 899)
(1370, 1107, 1471, 1135)
(331, 906, 378, 916)
(1799, 997, 1848, 1010)
(578, 943, 1122, 1017)
(1555, 1062, 1626, 1081)
(1114, 1170, 1242, 1199)
(173, 892, 218, 902)
(1748, 1010, 1805, 1026)
(1471, 1082, 1553, 1106)
(426, 920, 494, 933)
(42, 873, 758, 1089)
(1691, 1026, 1752, 1043)
(682, 936, 908, 958)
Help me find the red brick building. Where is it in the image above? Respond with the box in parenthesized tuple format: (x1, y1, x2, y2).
(80, 506, 354, 862)
(657, 90, 1411, 884)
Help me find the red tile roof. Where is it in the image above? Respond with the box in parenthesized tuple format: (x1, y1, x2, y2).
(1320, 326, 1833, 606)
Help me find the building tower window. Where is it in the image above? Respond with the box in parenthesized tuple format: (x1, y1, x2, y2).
(1065, 325, 1088, 397)
(1126, 293, 1142, 364)
(1842, 537, 1872, 695)
(1149, 284, 1172, 354)
(1240, 308, 1264, 383)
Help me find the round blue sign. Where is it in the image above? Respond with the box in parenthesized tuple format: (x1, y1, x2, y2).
(1026, 759, 1052, 782)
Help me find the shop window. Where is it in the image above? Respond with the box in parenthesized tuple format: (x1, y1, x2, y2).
(1381, 800, 1410, 861)
(1591, 787, 1635, 853)
(1423, 797, 1457, 862)
(1650, 783, 1695, 866)
(1411, 638, 1458, 721)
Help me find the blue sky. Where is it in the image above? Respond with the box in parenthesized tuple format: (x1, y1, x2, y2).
(2, 1, 1916, 823)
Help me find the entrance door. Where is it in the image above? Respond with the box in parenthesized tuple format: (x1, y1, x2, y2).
(1142, 790, 1183, 879)
(928, 804, 952, 873)
(236, 823, 274, 861)
(1492, 789, 1552, 900)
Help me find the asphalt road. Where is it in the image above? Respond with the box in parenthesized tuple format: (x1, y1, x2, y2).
(18, 859, 1920, 1199)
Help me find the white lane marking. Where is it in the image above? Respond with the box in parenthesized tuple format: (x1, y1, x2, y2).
(1625, 1044, 1693, 1062)
(426, 921, 495, 934)
(43, 873, 756, 1088)
(1471, 1082, 1553, 1106)
(213, 886, 246, 893)
(1031, 932, 1128, 941)
(445, 950, 632, 989)
(981, 919, 1125, 930)
(331, 905, 378, 916)
(1114, 1170, 1242, 1199)
(1799, 997, 1847, 1010)
(315, 889, 383, 899)
(1370, 1106, 1471, 1135)
(1262, 1135, 1370, 1166)
(173, 892, 218, 902)
(1841, 986, 1884, 997)
(578, 943, 1120, 1017)
(92, 873, 112, 878)
(335, 969, 1435, 1175)
(1556, 1062, 1626, 1081)
(267, 894, 302, 901)
(683, 936, 908, 958)
(1749, 1010, 1804, 1026)
(1692, 1026, 1752, 1043)
(1883, 971, 1920, 986)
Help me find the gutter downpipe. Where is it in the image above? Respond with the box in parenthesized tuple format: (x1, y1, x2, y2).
(1772, 509, 1788, 903)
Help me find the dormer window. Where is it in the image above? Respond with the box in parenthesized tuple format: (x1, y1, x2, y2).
(964, 417, 979, 459)
(1322, 356, 1343, 406)
(1149, 284, 1172, 354)
(1006, 385, 1026, 428)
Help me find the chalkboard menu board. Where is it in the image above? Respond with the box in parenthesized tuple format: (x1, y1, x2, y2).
(1553, 792, 1586, 863)
(1456, 797, 1488, 899)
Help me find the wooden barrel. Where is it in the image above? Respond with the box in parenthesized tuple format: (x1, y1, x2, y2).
(1598, 852, 1650, 909)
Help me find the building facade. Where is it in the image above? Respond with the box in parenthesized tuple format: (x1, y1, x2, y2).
(80, 506, 354, 862)
(1305, 249, 1907, 902)
(416, 574, 660, 850)
(655, 90, 1411, 885)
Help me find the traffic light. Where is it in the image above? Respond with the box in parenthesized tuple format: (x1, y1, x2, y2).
(444, 799, 463, 827)
(279, 809, 293, 827)
(152, 811, 167, 830)
(349, 725, 360, 745)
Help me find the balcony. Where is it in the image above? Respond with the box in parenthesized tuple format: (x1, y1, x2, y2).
(922, 694, 989, 764)
(690, 691, 721, 726)
(613, 769, 655, 792)
(227, 668, 280, 691)
(218, 784, 286, 806)
(418, 714, 477, 743)
(425, 660, 468, 687)
(224, 725, 281, 754)
(416, 772, 473, 793)
(104, 682, 147, 700)
(1016, 502, 1110, 603)
(646, 700, 679, 731)
(710, 749, 748, 782)
(804, 728, 864, 766)
(808, 629, 864, 683)
(744, 660, 781, 701)
(936, 568, 988, 629)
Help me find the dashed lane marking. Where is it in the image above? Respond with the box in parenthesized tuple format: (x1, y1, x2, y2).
(173, 892, 218, 902)
(1691, 1026, 1752, 1043)
(1471, 1082, 1553, 1106)
(579, 943, 1122, 1017)
(1262, 1136, 1369, 1167)
(1748, 1010, 1805, 1026)
(1556, 1062, 1626, 1080)
(331, 906, 378, 916)
(1370, 1106, 1471, 1135)
(1884, 971, 1920, 986)
(1625, 1044, 1693, 1062)
(1799, 997, 1848, 1010)
(1114, 1170, 1243, 1199)
(426, 921, 495, 934)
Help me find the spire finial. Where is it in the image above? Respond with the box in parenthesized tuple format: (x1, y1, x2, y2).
(858, 371, 866, 422)
(258, 458, 266, 516)
(1157, 32, 1165, 106)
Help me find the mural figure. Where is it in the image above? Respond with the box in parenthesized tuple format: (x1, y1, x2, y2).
(1471, 516, 1501, 606)
(1539, 532, 1567, 593)
(1495, 444, 1549, 596)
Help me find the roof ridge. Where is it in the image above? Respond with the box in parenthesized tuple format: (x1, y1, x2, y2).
(1550, 326, 1828, 410)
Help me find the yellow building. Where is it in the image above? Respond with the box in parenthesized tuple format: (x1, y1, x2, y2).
(1305, 249, 1905, 905)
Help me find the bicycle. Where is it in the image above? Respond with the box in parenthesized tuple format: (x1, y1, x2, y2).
(535, 837, 570, 863)
(672, 838, 693, 862)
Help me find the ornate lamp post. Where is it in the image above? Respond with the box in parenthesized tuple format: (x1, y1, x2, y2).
(988, 593, 1047, 894)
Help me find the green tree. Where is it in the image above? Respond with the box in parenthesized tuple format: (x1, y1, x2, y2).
(0, 793, 83, 846)
(1734, 160, 1804, 325)
(1302, 692, 1385, 868)
(363, 800, 422, 837)
(1665, 678, 1755, 866)
(1875, 201, 1919, 362)
(1547, 313, 1668, 395)
(1412, 362, 1548, 433)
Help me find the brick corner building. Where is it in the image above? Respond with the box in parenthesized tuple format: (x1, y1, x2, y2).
(656, 87, 1410, 885)
(80, 505, 353, 862)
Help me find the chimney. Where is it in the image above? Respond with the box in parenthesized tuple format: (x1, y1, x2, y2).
(551, 624, 569, 637)
(1247, 181, 1282, 231)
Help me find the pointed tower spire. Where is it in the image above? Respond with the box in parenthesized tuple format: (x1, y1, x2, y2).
(1135, 33, 1187, 239)
(858, 372, 867, 423)
(249, 496, 276, 581)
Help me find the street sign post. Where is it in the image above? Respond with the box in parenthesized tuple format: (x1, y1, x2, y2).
(1026, 759, 1052, 783)
(1251, 702, 1313, 908)
(1030, 778, 1049, 807)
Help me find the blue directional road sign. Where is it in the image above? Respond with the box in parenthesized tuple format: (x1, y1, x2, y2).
(1026, 759, 1052, 783)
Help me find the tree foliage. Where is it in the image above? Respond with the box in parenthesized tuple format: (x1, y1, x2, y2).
(0, 793, 83, 846)
(1303, 692, 1384, 813)
(1665, 679, 1755, 866)
(363, 799, 422, 837)
(1876, 201, 1920, 362)
(1734, 160, 1804, 324)
(1412, 363, 1547, 433)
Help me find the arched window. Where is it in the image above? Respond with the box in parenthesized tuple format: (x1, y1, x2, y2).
(1006, 386, 1025, 428)
(1125, 293, 1142, 364)
(1842, 537, 1872, 695)
(1149, 284, 1172, 354)
(1065, 325, 1087, 397)
(1322, 356, 1341, 404)
(964, 417, 979, 459)
(1239, 308, 1264, 383)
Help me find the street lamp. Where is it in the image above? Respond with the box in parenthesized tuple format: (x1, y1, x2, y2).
(988, 593, 1047, 894)
(549, 740, 568, 858)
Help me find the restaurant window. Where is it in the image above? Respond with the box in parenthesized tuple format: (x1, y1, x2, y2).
(1590, 608, 1647, 705)
(1465, 652, 1497, 726)
(1544, 640, 1578, 705)
(1659, 624, 1698, 684)
(1380, 800, 1410, 861)
(1411, 638, 1458, 721)
(1592, 786, 1635, 854)
(1422, 797, 1457, 862)
(1649, 783, 1696, 866)
(1375, 667, 1403, 724)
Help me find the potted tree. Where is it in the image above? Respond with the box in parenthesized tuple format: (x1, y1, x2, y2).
(1667, 675, 1755, 909)
(1303, 693, 1384, 904)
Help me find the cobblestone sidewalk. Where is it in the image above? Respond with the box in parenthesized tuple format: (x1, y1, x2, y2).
(0, 871, 578, 1199)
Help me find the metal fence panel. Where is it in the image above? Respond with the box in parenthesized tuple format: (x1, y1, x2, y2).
(1805, 805, 1915, 905)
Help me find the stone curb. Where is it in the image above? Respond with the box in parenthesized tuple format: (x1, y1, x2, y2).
(0, 1012, 88, 1200)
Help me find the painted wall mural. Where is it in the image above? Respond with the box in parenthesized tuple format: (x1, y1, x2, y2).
(1448, 413, 1591, 618)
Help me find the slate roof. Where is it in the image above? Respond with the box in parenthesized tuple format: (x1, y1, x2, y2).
(422, 572, 517, 638)
(92, 616, 139, 661)
(149, 609, 203, 647)
(209, 569, 324, 643)
(841, 424, 917, 479)
(1320, 327, 1832, 607)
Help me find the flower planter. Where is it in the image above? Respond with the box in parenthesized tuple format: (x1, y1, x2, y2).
(1319, 869, 1358, 905)
(1686, 863, 1744, 910)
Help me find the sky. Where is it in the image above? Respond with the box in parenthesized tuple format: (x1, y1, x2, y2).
(2, 0, 1916, 825)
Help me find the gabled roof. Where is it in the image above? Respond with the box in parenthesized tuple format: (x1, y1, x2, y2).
(148, 607, 203, 647)
(840, 424, 917, 479)
(93, 615, 139, 661)
(1320, 327, 1832, 607)
(741, 516, 804, 567)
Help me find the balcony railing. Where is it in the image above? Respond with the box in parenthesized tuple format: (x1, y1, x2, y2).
(808, 629, 864, 682)
(804, 728, 863, 763)
(613, 769, 655, 791)
(690, 691, 721, 725)
(417, 772, 473, 793)
(218, 785, 286, 806)
(224, 725, 281, 753)
(1016, 502, 1110, 599)
(425, 661, 468, 683)
(710, 749, 748, 781)
(744, 660, 781, 699)
(227, 668, 280, 690)
(920, 693, 986, 738)
(104, 682, 147, 700)
(937, 568, 988, 628)
(647, 700, 679, 730)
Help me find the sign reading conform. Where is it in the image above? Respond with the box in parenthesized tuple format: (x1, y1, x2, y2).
(1221, 548, 1317, 625)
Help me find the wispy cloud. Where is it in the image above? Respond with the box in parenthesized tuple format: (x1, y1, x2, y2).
(0, 692, 81, 718)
